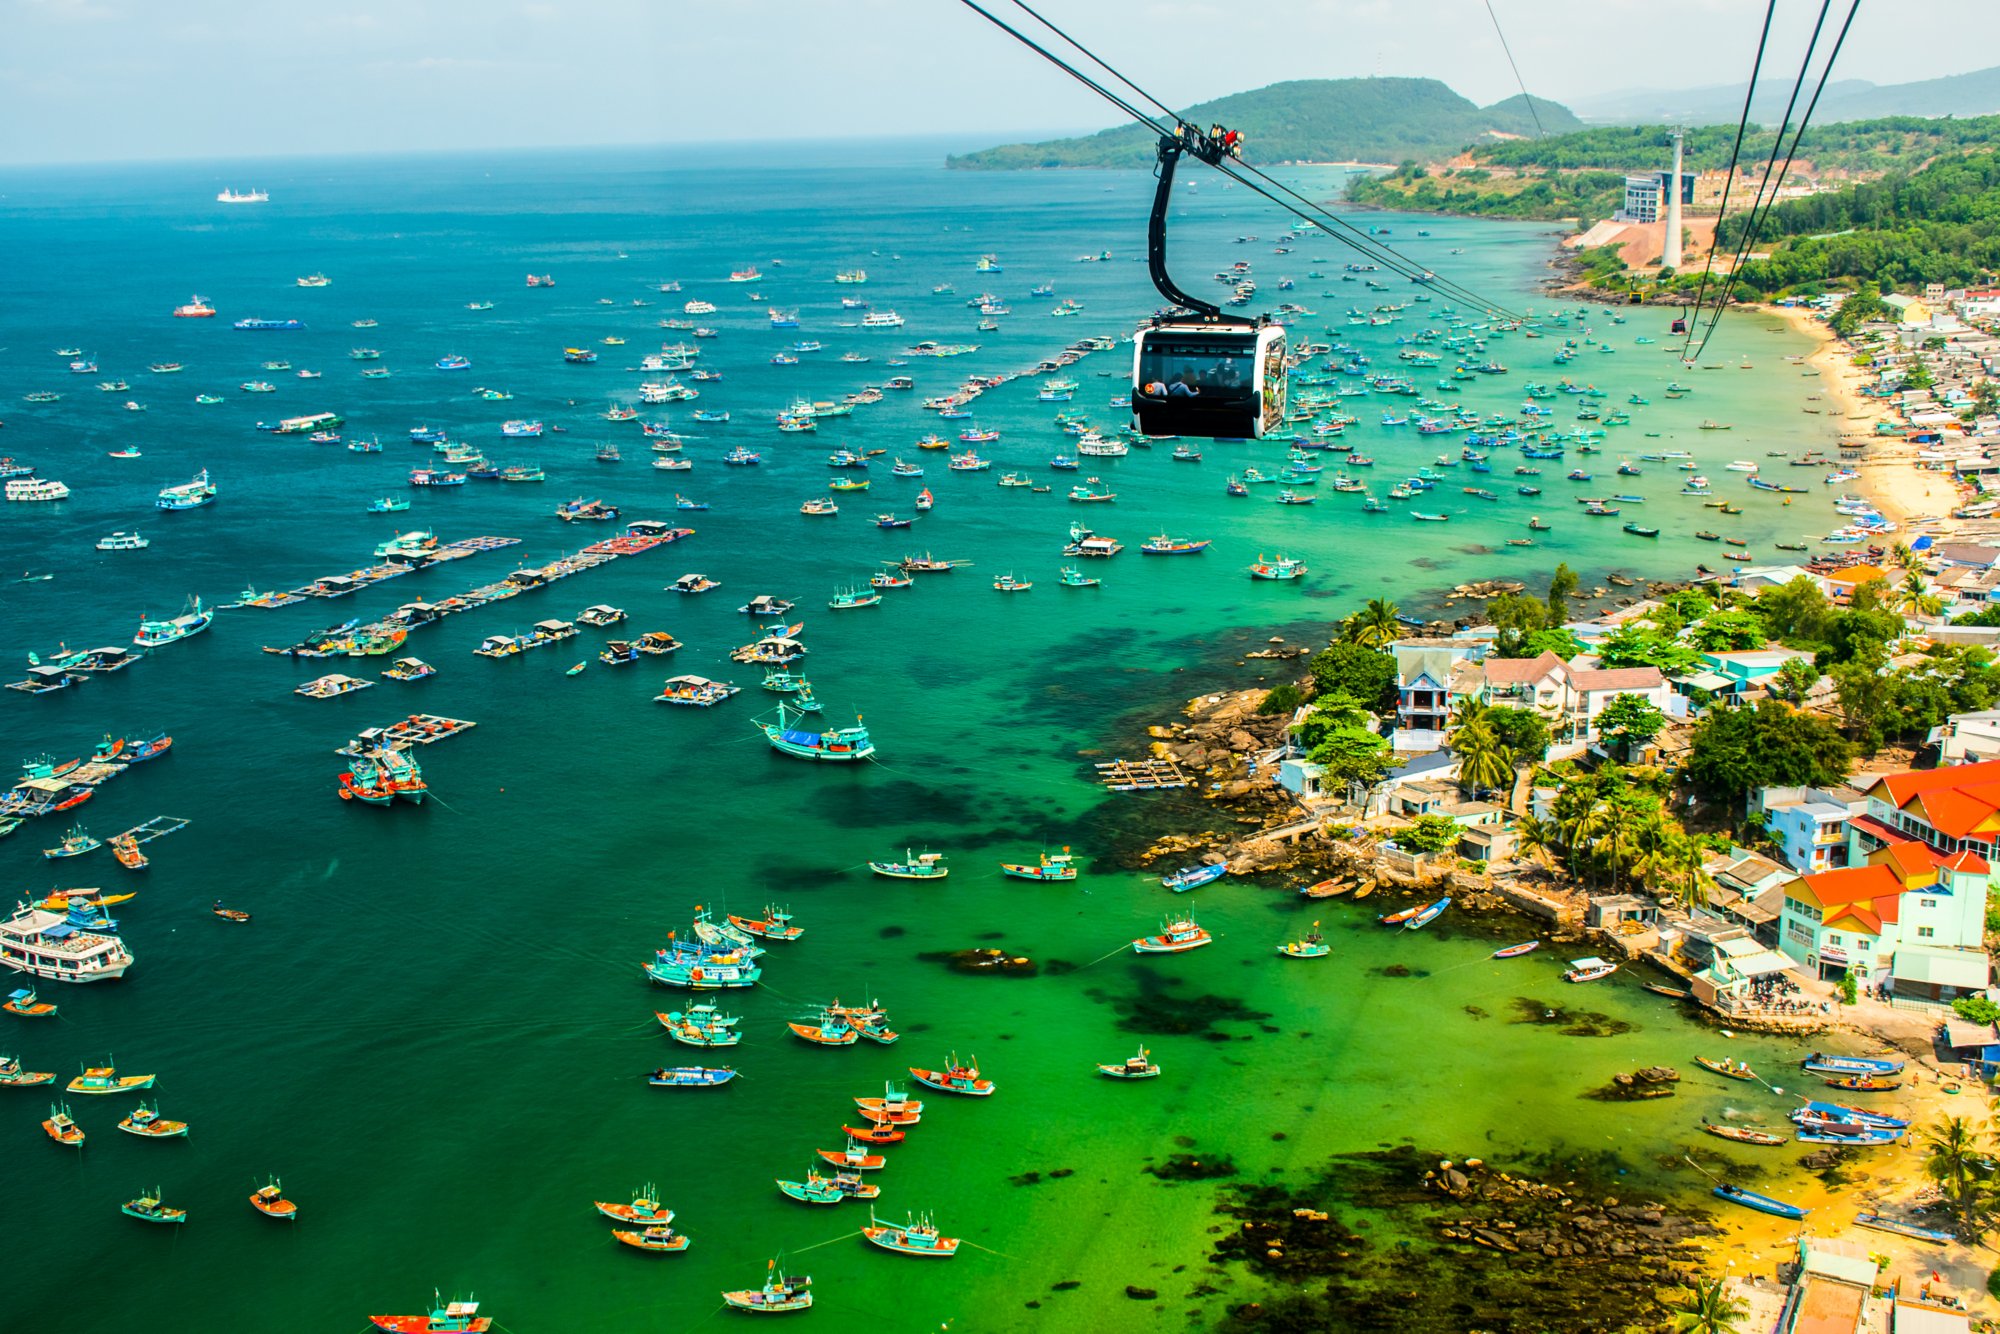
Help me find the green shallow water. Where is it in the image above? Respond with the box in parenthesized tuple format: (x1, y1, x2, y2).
(0, 141, 1847, 1331)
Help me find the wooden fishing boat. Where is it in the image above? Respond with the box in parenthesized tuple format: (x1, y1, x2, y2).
(862, 1210, 959, 1257)
(728, 906, 804, 941)
(4, 988, 57, 1018)
(789, 1012, 860, 1046)
(212, 905, 252, 923)
(908, 1056, 993, 1097)
(776, 1167, 850, 1205)
(658, 1008, 741, 1048)
(369, 1297, 493, 1332)
(108, 834, 148, 870)
(1298, 878, 1349, 898)
(870, 850, 948, 880)
(1278, 923, 1329, 959)
(1380, 896, 1449, 929)
(1794, 1100, 1908, 1129)
(1712, 1183, 1807, 1219)
(68, 1065, 156, 1094)
(1854, 1212, 1953, 1244)
(854, 1083, 923, 1123)
(647, 1066, 737, 1087)
(1491, 941, 1540, 959)
(1351, 878, 1377, 900)
(613, 1224, 690, 1252)
(250, 1177, 297, 1219)
(1097, 1045, 1159, 1079)
(1563, 957, 1617, 982)
(1000, 848, 1076, 881)
(594, 1185, 674, 1224)
(1801, 1052, 1903, 1076)
(0, 1055, 54, 1086)
(43, 1103, 84, 1145)
(118, 1101, 188, 1137)
(1132, 914, 1211, 954)
(843, 1122, 905, 1144)
(1643, 983, 1692, 999)
(1694, 1056, 1757, 1082)
(816, 1138, 887, 1170)
(1822, 1073, 1902, 1092)
(1703, 1123, 1788, 1147)
(1797, 1123, 1901, 1146)
(122, 1190, 187, 1224)
(721, 1261, 814, 1313)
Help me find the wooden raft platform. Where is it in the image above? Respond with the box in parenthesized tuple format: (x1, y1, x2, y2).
(1095, 758, 1191, 791)
(334, 715, 476, 755)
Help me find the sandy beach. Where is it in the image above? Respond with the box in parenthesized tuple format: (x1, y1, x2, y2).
(1760, 302, 1964, 534)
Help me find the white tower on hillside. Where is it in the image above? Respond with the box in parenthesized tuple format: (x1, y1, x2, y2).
(1662, 127, 1685, 271)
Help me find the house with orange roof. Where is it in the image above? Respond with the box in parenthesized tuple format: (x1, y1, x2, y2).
(1776, 759, 1996, 997)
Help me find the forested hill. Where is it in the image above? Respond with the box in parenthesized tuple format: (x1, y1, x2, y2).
(946, 78, 1580, 170)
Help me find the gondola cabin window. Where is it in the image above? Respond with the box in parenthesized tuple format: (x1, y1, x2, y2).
(1131, 325, 1286, 439)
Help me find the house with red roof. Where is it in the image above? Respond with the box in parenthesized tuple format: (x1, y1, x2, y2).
(1775, 759, 1998, 997)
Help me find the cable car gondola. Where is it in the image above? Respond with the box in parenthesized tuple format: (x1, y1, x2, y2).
(1130, 123, 1286, 440)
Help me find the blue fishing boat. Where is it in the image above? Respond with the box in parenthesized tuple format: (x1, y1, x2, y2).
(1711, 1184, 1808, 1220)
(1795, 1100, 1909, 1130)
(1854, 1213, 1953, 1244)
(644, 941, 761, 990)
(756, 701, 874, 762)
(1796, 1124, 1901, 1146)
(646, 1066, 737, 1087)
(861, 1210, 960, 1257)
(1381, 897, 1449, 929)
(1162, 863, 1226, 892)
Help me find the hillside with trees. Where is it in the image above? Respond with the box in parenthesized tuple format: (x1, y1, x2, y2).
(947, 78, 1578, 170)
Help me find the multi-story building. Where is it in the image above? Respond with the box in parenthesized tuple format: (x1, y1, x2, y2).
(1756, 785, 1866, 873)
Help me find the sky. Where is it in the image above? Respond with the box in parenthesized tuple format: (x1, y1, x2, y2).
(0, 0, 1989, 165)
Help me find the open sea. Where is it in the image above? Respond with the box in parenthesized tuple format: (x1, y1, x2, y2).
(0, 139, 1844, 1332)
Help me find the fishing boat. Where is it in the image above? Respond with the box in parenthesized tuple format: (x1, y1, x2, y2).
(647, 1066, 738, 1087)
(613, 1224, 691, 1253)
(908, 1055, 993, 1097)
(1643, 983, 1692, 1000)
(1712, 1184, 1807, 1220)
(370, 1297, 493, 1332)
(69, 1065, 156, 1094)
(250, 1177, 298, 1219)
(122, 1190, 188, 1225)
(871, 850, 947, 880)
(1794, 1101, 1909, 1130)
(1139, 534, 1211, 555)
(1702, 1124, 1788, 1147)
(1058, 566, 1100, 587)
(1097, 1045, 1159, 1079)
(721, 1261, 814, 1313)
(992, 572, 1032, 592)
(43, 825, 101, 859)
(1163, 863, 1226, 892)
(1801, 1053, 1903, 1076)
(1694, 1056, 1757, 1082)
(1380, 897, 1448, 929)
(1000, 848, 1076, 881)
(595, 1185, 675, 1224)
(3, 988, 56, 1017)
(1278, 922, 1329, 959)
(790, 1009, 859, 1046)
(756, 701, 874, 761)
(1795, 1121, 1903, 1146)
(155, 469, 217, 510)
(816, 1137, 887, 1170)
(1854, 1213, 1953, 1244)
(1822, 1073, 1901, 1092)
(854, 1083, 924, 1123)
(862, 1210, 960, 1257)
(829, 587, 882, 609)
(1491, 941, 1540, 959)
(43, 1103, 84, 1145)
(845, 1121, 905, 1145)
(118, 1102, 188, 1137)
(1131, 914, 1211, 954)
(133, 596, 214, 649)
(1248, 554, 1307, 580)
(1563, 957, 1618, 983)
(0, 1056, 54, 1086)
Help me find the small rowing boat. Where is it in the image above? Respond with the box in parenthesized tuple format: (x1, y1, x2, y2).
(1563, 957, 1617, 983)
(1643, 983, 1692, 999)
(1854, 1212, 1952, 1244)
(1491, 941, 1539, 959)
(1380, 897, 1448, 929)
(1298, 878, 1349, 898)
(647, 1066, 737, 1087)
(1694, 1056, 1757, 1082)
(1822, 1073, 1901, 1092)
(1801, 1052, 1903, 1076)
(1703, 1123, 1787, 1146)
(1712, 1183, 1807, 1219)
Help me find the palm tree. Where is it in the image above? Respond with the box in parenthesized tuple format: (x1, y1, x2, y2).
(1920, 1115, 1997, 1239)
(1513, 813, 1560, 872)
(1587, 795, 1647, 892)
(1670, 1278, 1746, 1334)
(1342, 598, 1401, 648)
(1451, 720, 1514, 799)
(1666, 834, 1717, 911)
(1890, 541, 1919, 573)
(1894, 573, 1945, 619)
(1448, 696, 1490, 735)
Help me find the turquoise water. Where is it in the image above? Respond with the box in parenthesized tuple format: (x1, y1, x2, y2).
(0, 142, 1840, 1331)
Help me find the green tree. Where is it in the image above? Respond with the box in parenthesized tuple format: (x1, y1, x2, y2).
(1689, 608, 1768, 652)
(1547, 563, 1578, 621)
(1753, 576, 1833, 645)
(1596, 624, 1705, 674)
(1832, 660, 1897, 754)
(1772, 657, 1821, 704)
(1670, 1277, 1747, 1334)
(1522, 625, 1584, 658)
(1309, 724, 1395, 792)
(1342, 598, 1402, 649)
(1820, 602, 1904, 668)
(1295, 692, 1376, 748)
(1920, 1115, 1998, 1241)
(1258, 682, 1306, 716)
(1513, 813, 1560, 871)
(1398, 813, 1463, 857)
(1894, 573, 1946, 619)
(1687, 701, 1856, 809)
(1451, 720, 1515, 798)
(1309, 643, 1397, 715)
(1596, 693, 1667, 756)
(1487, 592, 1550, 657)
(1485, 706, 1551, 762)
(1664, 833, 1719, 911)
